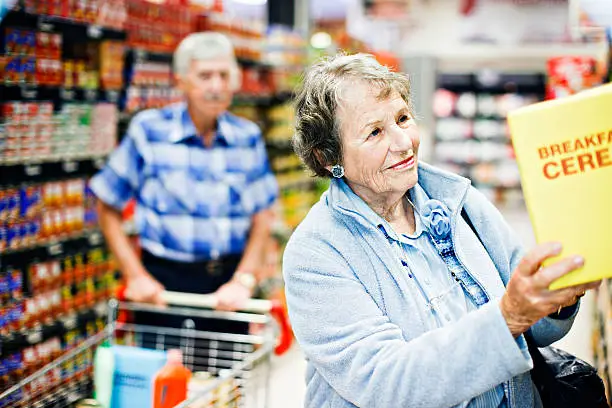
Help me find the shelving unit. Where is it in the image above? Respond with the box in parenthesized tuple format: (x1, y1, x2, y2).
(432, 71, 546, 207)
(0, 2, 125, 405)
(0, 0, 313, 405)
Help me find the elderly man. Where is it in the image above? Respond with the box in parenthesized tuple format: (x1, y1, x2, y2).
(90, 32, 278, 312)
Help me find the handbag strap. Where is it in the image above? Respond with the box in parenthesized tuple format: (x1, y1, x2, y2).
(459, 208, 543, 353)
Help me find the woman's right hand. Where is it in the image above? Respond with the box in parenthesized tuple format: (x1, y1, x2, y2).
(124, 273, 166, 305)
(500, 242, 601, 337)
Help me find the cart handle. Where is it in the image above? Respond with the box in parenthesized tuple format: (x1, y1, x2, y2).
(162, 292, 293, 356)
(116, 287, 293, 355)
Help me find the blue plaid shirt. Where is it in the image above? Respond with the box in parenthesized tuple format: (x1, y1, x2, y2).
(90, 103, 279, 262)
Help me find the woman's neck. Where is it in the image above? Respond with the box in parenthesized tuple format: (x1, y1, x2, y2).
(355, 188, 416, 235)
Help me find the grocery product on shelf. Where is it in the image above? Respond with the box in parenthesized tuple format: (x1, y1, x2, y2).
(125, 0, 195, 54)
(546, 56, 605, 99)
(0, 177, 100, 252)
(196, 12, 265, 62)
(432, 72, 544, 206)
(0, 240, 120, 406)
(124, 60, 181, 112)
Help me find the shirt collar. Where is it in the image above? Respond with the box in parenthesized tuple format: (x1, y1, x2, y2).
(168, 102, 235, 145)
(335, 179, 429, 242)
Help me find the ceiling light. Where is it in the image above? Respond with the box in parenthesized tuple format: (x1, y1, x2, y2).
(310, 32, 332, 49)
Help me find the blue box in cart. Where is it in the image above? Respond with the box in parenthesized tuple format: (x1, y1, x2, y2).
(111, 346, 167, 408)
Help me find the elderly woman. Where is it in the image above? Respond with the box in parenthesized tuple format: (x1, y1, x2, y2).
(283, 53, 600, 408)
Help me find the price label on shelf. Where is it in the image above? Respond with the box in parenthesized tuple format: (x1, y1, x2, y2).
(37, 20, 55, 32)
(94, 302, 107, 317)
(24, 164, 42, 176)
(61, 314, 78, 330)
(134, 49, 148, 62)
(66, 391, 81, 404)
(48, 242, 64, 256)
(84, 89, 98, 102)
(93, 157, 106, 169)
(87, 25, 103, 39)
(20, 86, 38, 99)
(27, 328, 43, 345)
(106, 90, 120, 103)
(88, 231, 103, 246)
(62, 161, 78, 173)
(61, 89, 76, 101)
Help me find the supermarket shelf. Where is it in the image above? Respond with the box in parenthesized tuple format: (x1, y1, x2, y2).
(0, 9, 126, 41)
(266, 139, 294, 152)
(0, 301, 107, 358)
(0, 230, 104, 267)
(437, 72, 546, 94)
(278, 178, 317, 191)
(436, 42, 608, 71)
(237, 57, 273, 69)
(124, 49, 274, 69)
(234, 94, 274, 106)
(0, 156, 107, 185)
(0, 84, 121, 104)
(127, 47, 174, 63)
(273, 165, 305, 175)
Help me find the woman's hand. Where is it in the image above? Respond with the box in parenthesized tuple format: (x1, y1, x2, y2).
(500, 242, 601, 338)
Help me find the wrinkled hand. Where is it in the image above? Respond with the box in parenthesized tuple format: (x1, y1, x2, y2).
(124, 274, 166, 305)
(214, 280, 252, 311)
(500, 242, 601, 337)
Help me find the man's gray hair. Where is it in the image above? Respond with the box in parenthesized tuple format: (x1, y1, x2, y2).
(293, 53, 412, 178)
(173, 32, 240, 88)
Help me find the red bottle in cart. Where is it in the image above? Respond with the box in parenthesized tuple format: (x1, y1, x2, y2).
(153, 349, 192, 408)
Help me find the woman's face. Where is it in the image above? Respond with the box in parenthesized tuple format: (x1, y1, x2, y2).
(336, 82, 420, 203)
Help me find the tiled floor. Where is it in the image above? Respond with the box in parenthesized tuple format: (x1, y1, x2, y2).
(266, 205, 595, 407)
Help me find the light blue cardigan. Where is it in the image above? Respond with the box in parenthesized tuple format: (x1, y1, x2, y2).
(283, 163, 578, 408)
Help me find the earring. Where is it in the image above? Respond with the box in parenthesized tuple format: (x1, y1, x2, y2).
(331, 164, 345, 178)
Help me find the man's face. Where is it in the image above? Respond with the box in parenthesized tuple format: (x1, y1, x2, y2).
(177, 57, 235, 118)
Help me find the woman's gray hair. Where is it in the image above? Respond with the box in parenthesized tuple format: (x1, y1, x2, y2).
(293, 53, 412, 178)
(173, 32, 240, 90)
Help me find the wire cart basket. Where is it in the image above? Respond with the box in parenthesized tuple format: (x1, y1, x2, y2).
(0, 292, 292, 408)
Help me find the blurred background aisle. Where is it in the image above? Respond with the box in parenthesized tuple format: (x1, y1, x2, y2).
(1, 0, 612, 406)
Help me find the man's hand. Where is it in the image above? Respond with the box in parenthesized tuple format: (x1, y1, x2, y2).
(214, 280, 252, 311)
(124, 274, 166, 305)
(500, 242, 601, 337)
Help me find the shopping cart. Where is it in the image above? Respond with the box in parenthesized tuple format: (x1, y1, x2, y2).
(1, 292, 293, 408)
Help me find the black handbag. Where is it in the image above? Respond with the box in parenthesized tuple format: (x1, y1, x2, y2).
(526, 337, 608, 407)
(460, 209, 609, 407)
